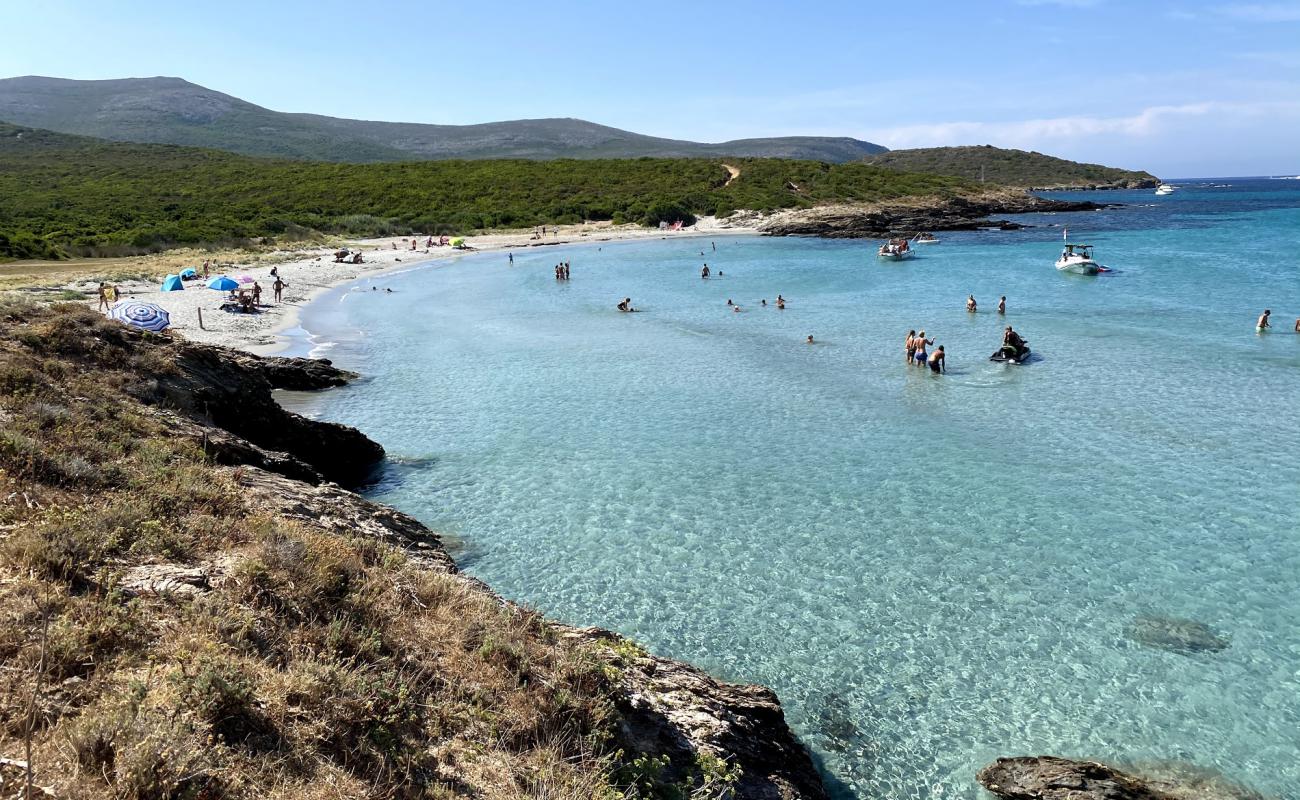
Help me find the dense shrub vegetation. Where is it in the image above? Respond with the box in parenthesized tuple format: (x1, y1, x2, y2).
(0, 123, 972, 259)
(864, 145, 1159, 188)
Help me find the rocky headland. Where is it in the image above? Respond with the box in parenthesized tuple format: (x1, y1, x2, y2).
(754, 189, 1112, 238)
(0, 303, 826, 799)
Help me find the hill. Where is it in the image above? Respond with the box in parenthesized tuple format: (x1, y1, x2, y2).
(0, 76, 887, 163)
(864, 145, 1159, 188)
(0, 122, 971, 258)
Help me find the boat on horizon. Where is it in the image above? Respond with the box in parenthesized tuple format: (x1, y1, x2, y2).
(878, 238, 914, 261)
(1055, 243, 1110, 275)
(1155, 184, 1176, 195)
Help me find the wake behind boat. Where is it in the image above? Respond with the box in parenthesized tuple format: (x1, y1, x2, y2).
(878, 238, 915, 261)
(1055, 242, 1110, 275)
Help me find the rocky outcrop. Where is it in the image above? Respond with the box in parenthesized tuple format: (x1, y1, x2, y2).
(137, 340, 382, 487)
(978, 757, 1269, 800)
(757, 190, 1110, 238)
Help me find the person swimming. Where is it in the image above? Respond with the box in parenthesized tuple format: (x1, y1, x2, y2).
(966, 295, 977, 313)
(928, 345, 945, 374)
(726, 299, 733, 306)
(1257, 309, 1271, 332)
(761, 299, 767, 307)
(806, 334, 815, 344)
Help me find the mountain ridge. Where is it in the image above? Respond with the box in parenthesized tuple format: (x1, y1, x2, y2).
(0, 75, 888, 163)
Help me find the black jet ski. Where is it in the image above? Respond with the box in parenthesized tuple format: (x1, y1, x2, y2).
(990, 340, 1031, 364)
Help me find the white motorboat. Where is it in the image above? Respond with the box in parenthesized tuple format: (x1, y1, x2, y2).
(911, 232, 940, 244)
(1055, 243, 1109, 275)
(1155, 184, 1175, 195)
(878, 238, 915, 261)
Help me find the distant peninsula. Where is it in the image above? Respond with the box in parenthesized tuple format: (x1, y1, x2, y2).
(865, 145, 1160, 189)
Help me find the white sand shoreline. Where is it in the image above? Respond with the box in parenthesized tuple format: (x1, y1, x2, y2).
(77, 218, 756, 356)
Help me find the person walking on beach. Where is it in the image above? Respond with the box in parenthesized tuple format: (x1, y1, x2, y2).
(928, 345, 946, 374)
(914, 330, 934, 367)
(967, 295, 977, 313)
(252, 282, 263, 306)
(273, 276, 286, 303)
(997, 296, 1006, 315)
(1257, 309, 1271, 332)
(104, 283, 118, 307)
(905, 330, 917, 365)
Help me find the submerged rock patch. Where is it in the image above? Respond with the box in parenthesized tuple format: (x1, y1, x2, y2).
(1125, 614, 1230, 655)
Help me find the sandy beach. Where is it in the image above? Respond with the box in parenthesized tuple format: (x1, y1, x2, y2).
(56, 217, 754, 354)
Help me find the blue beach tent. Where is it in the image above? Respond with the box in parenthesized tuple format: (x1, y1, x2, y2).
(161, 274, 184, 292)
(179, 267, 198, 279)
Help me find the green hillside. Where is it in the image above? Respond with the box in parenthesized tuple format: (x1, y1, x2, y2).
(864, 145, 1159, 188)
(0, 76, 887, 163)
(0, 122, 970, 259)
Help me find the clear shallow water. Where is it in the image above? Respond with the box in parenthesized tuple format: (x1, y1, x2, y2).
(293, 180, 1300, 799)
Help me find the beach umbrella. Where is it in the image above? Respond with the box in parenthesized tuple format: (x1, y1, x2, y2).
(207, 275, 239, 291)
(109, 300, 170, 332)
(161, 274, 184, 292)
(179, 267, 198, 279)
(235, 274, 255, 284)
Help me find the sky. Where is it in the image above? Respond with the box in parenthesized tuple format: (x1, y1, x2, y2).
(2, 0, 1298, 177)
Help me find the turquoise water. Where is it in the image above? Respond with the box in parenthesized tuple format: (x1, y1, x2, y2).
(293, 180, 1300, 799)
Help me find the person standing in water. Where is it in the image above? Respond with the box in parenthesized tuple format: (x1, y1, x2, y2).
(905, 330, 917, 365)
(1257, 309, 1271, 332)
(997, 296, 1006, 315)
(966, 295, 977, 313)
(928, 345, 946, 374)
(701, 264, 710, 278)
(806, 335, 815, 344)
(712, 241, 716, 252)
(914, 330, 933, 367)
(508, 252, 514, 264)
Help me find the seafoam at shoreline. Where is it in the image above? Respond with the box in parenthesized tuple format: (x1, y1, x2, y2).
(74, 218, 754, 354)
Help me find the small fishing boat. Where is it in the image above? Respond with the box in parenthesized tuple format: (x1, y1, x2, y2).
(1155, 184, 1175, 195)
(911, 232, 940, 244)
(1055, 243, 1109, 275)
(878, 238, 914, 261)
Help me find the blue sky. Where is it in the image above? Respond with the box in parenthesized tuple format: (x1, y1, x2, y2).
(3, 0, 1297, 176)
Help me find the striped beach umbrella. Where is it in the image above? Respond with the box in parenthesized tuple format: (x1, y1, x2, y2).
(109, 300, 171, 332)
(207, 275, 239, 291)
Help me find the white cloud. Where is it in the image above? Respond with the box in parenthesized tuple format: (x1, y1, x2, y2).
(1219, 3, 1300, 21)
(863, 100, 1300, 150)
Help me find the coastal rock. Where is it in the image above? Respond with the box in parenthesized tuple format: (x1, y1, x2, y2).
(231, 466, 457, 574)
(978, 756, 1175, 800)
(565, 627, 829, 800)
(144, 340, 383, 487)
(978, 757, 1269, 800)
(1125, 614, 1230, 655)
(757, 190, 1109, 238)
(120, 563, 216, 598)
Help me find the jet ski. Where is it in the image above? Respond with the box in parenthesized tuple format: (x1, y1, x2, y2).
(989, 341, 1031, 364)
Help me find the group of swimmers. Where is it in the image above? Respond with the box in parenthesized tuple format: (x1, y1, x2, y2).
(555, 261, 571, 280)
(1255, 309, 1300, 333)
(905, 330, 946, 373)
(722, 294, 787, 313)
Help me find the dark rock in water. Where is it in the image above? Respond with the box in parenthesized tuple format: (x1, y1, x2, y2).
(978, 756, 1270, 800)
(1125, 615, 1230, 655)
(978, 756, 1174, 800)
(808, 691, 861, 752)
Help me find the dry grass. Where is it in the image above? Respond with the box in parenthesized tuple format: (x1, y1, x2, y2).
(0, 304, 726, 799)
